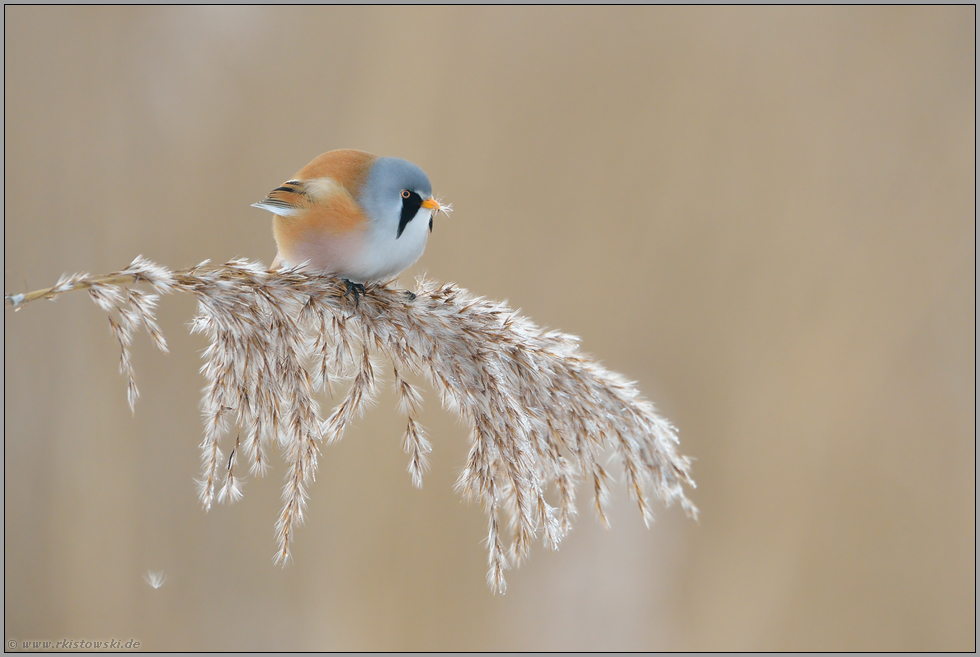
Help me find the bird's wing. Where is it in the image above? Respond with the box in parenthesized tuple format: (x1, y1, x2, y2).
(251, 179, 310, 217)
(253, 176, 367, 233)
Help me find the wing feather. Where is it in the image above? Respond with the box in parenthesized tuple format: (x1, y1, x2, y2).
(251, 179, 309, 217)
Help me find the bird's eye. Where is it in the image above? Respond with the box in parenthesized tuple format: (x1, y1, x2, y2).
(401, 190, 411, 199)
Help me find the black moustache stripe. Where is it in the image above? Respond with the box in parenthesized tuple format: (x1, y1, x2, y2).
(397, 191, 424, 239)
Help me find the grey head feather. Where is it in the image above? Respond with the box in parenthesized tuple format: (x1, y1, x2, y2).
(358, 157, 433, 229)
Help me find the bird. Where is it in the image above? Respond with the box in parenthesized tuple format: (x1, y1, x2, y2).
(252, 149, 448, 298)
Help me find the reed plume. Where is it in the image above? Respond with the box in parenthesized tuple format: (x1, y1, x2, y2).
(6, 256, 697, 593)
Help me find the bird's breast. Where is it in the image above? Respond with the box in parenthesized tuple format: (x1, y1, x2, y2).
(356, 207, 431, 282)
(272, 193, 431, 283)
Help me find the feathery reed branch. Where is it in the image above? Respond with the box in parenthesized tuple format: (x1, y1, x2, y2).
(5, 256, 697, 592)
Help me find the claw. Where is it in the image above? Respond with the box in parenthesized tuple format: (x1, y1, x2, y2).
(342, 279, 366, 306)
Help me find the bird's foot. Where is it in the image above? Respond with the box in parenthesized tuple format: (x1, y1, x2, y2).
(342, 279, 366, 306)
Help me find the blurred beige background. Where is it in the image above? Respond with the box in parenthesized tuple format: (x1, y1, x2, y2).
(4, 6, 974, 651)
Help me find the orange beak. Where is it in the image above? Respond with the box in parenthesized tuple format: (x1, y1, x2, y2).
(421, 197, 441, 211)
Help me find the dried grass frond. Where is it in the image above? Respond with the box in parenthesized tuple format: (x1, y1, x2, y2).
(6, 256, 697, 593)
(143, 570, 167, 589)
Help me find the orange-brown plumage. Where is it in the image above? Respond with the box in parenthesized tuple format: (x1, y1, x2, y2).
(294, 149, 377, 195)
(255, 150, 382, 269)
